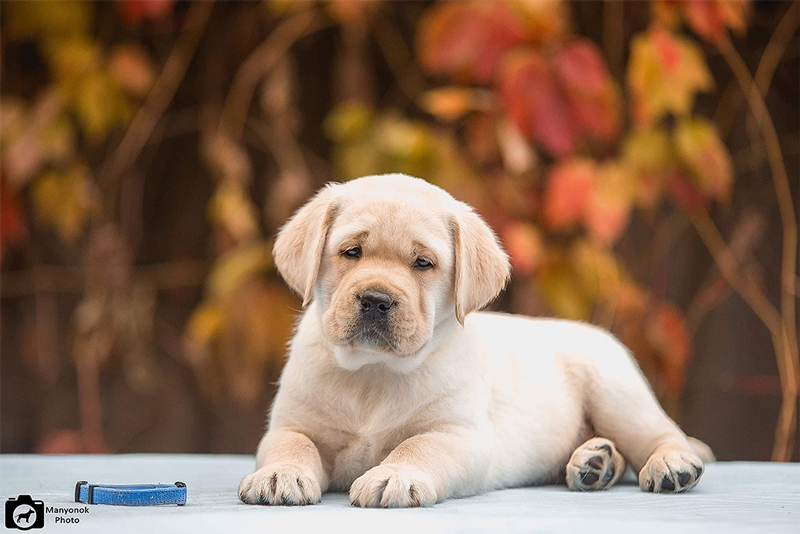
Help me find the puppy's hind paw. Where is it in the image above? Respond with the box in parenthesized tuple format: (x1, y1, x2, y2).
(567, 437, 626, 491)
(639, 450, 704, 494)
(238, 463, 322, 505)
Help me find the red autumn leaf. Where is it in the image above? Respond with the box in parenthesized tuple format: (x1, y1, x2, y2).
(0, 177, 28, 260)
(654, 0, 750, 44)
(117, 0, 174, 24)
(556, 40, 621, 143)
(500, 51, 579, 156)
(684, 0, 749, 43)
(417, 2, 530, 84)
(667, 168, 707, 212)
(500, 40, 620, 156)
(543, 159, 596, 230)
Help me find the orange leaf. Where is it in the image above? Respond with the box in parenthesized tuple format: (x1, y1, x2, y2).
(584, 163, 633, 245)
(109, 45, 156, 98)
(503, 221, 543, 275)
(543, 159, 596, 230)
(420, 87, 492, 122)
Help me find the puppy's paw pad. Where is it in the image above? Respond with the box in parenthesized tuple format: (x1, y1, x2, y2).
(238, 464, 321, 505)
(566, 438, 623, 491)
(639, 451, 704, 494)
(349, 464, 437, 508)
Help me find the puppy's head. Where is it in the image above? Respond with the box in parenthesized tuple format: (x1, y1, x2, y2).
(274, 174, 509, 371)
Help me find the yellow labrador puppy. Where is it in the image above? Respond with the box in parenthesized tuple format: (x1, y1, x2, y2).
(239, 174, 712, 507)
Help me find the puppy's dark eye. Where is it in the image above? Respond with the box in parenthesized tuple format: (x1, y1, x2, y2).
(413, 257, 434, 270)
(341, 246, 362, 259)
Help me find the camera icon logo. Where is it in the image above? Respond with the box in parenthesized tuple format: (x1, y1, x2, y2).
(5, 495, 45, 530)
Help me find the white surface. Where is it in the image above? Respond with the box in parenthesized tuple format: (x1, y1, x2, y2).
(1, 455, 797, 533)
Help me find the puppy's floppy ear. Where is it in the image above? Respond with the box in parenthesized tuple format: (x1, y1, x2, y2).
(450, 207, 510, 325)
(273, 187, 338, 306)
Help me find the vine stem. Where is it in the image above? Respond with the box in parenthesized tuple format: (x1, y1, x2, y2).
(712, 37, 798, 461)
(98, 1, 214, 214)
(218, 9, 331, 140)
(690, 211, 796, 461)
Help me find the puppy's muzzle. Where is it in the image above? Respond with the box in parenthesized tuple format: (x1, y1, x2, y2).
(358, 290, 395, 322)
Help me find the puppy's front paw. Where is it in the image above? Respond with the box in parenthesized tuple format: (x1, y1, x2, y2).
(567, 437, 625, 491)
(350, 464, 437, 508)
(238, 463, 322, 505)
(639, 450, 704, 494)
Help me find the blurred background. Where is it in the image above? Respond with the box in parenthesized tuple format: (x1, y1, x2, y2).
(1, 0, 798, 462)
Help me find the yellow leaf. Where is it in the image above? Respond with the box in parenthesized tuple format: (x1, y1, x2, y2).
(206, 241, 273, 300)
(0, 98, 26, 146)
(620, 128, 673, 209)
(31, 162, 97, 241)
(207, 182, 260, 243)
(217, 279, 299, 404)
(73, 72, 131, 140)
(45, 38, 102, 101)
(537, 252, 593, 321)
(5, 0, 92, 41)
(185, 301, 224, 345)
(324, 102, 375, 142)
(627, 27, 713, 127)
(570, 240, 628, 300)
(673, 118, 733, 202)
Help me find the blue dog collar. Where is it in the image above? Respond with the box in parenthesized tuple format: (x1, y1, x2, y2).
(74, 481, 187, 506)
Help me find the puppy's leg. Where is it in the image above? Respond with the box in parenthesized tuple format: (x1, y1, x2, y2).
(238, 429, 329, 505)
(582, 333, 705, 494)
(566, 437, 626, 491)
(349, 430, 488, 508)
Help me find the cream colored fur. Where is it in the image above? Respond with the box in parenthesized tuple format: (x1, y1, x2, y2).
(239, 174, 711, 507)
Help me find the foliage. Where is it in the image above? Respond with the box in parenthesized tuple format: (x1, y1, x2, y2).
(322, 0, 743, 402)
(0, 0, 764, 450)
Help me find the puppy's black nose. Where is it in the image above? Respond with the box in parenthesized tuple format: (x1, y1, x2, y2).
(359, 291, 395, 318)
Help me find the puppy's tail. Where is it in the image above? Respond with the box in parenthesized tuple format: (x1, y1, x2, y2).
(688, 436, 715, 463)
